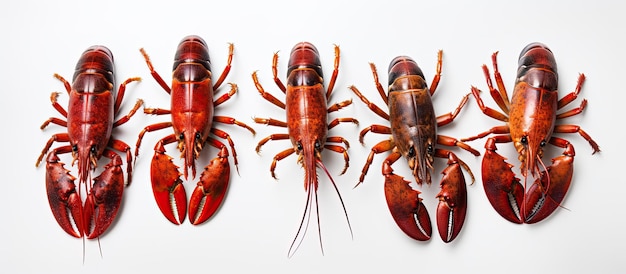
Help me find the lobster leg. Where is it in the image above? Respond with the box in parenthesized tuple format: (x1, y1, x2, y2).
(482, 136, 524, 224)
(435, 151, 467, 243)
(252, 71, 286, 109)
(211, 43, 234, 91)
(151, 134, 187, 225)
(83, 151, 125, 239)
(355, 138, 393, 186)
(188, 144, 231, 225)
(349, 85, 390, 121)
(523, 138, 575, 224)
(45, 150, 83, 238)
(383, 150, 432, 241)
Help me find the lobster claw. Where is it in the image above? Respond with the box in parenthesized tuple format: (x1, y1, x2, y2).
(151, 142, 187, 225)
(45, 152, 83, 238)
(383, 161, 432, 241)
(435, 153, 467, 243)
(189, 146, 230, 225)
(523, 143, 575, 224)
(83, 154, 125, 239)
(482, 138, 524, 224)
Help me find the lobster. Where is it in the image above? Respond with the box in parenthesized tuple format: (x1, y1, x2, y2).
(36, 45, 143, 239)
(349, 51, 479, 242)
(252, 42, 358, 256)
(135, 35, 255, 225)
(461, 42, 600, 224)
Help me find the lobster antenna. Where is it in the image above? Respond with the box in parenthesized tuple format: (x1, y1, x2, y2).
(82, 172, 91, 265)
(82, 236, 85, 265)
(317, 159, 353, 240)
(287, 183, 314, 258)
(537, 154, 550, 196)
(97, 237, 103, 259)
(521, 166, 529, 222)
(315, 187, 323, 256)
(536, 154, 570, 212)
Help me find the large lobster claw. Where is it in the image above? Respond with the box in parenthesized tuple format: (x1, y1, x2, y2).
(482, 138, 576, 224)
(83, 154, 125, 239)
(45, 152, 83, 238)
(383, 160, 432, 241)
(436, 153, 467, 243)
(523, 143, 575, 224)
(188, 146, 230, 225)
(482, 138, 524, 224)
(151, 142, 187, 225)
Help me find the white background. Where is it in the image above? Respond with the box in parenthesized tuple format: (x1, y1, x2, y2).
(2, 0, 622, 273)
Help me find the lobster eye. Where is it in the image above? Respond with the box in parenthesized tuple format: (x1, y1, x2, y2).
(540, 140, 547, 147)
(90, 145, 97, 154)
(179, 133, 185, 140)
(195, 132, 202, 140)
(427, 144, 434, 155)
(296, 142, 303, 151)
(314, 140, 321, 151)
(408, 146, 416, 158)
(72, 144, 78, 152)
(521, 136, 528, 145)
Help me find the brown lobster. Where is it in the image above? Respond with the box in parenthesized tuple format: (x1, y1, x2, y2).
(252, 42, 357, 256)
(462, 42, 600, 224)
(36, 46, 143, 239)
(135, 35, 255, 225)
(350, 51, 479, 242)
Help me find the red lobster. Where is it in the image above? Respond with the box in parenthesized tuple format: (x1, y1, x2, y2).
(462, 42, 600, 224)
(252, 42, 357, 256)
(350, 51, 479, 242)
(135, 35, 255, 225)
(36, 46, 143, 239)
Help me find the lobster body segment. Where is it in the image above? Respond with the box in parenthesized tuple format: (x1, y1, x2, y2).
(350, 52, 479, 243)
(463, 42, 600, 224)
(252, 42, 357, 256)
(136, 35, 255, 225)
(37, 46, 143, 239)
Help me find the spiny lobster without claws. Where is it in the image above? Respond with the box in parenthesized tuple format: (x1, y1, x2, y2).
(135, 35, 255, 225)
(252, 42, 358, 256)
(36, 45, 143, 239)
(350, 51, 479, 242)
(461, 42, 600, 224)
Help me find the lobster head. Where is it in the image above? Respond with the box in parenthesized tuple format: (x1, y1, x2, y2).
(174, 130, 206, 180)
(511, 42, 559, 177)
(70, 140, 102, 185)
(387, 56, 436, 185)
(294, 138, 324, 192)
